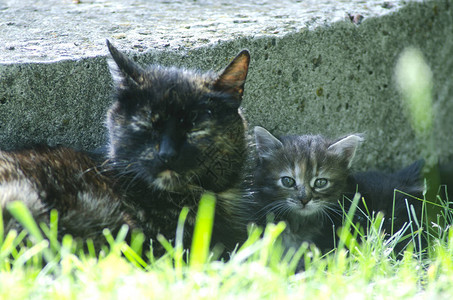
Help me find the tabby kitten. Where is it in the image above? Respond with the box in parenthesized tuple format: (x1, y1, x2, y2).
(250, 126, 424, 254)
(0, 41, 251, 255)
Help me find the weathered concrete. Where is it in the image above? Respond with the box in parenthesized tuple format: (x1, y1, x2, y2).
(0, 0, 452, 172)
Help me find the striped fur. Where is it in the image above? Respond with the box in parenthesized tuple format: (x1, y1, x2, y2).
(249, 126, 424, 259)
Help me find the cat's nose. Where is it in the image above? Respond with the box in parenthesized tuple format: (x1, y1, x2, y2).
(159, 149, 176, 163)
(158, 136, 177, 163)
(297, 189, 309, 205)
(299, 197, 310, 205)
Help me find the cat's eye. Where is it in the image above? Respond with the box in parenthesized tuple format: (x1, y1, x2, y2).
(151, 113, 159, 123)
(190, 112, 200, 127)
(147, 114, 162, 129)
(179, 117, 185, 124)
(180, 114, 196, 127)
(314, 178, 328, 188)
(281, 176, 296, 188)
(191, 112, 199, 122)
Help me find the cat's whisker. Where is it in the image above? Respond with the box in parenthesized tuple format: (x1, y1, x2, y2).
(81, 159, 115, 176)
(188, 171, 203, 188)
(321, 207, 336, 226)
(126, 171, 147, 192)
(324, 205, 343, 218)
(105, 161, 148, 192)
(253, 200, 290, 221)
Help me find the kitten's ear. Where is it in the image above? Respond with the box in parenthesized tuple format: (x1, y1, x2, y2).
(254, 126, 283, 159)
(106, 39, 146, 88)
(214, 50, 250, 101)
(327, 134, 364, 167)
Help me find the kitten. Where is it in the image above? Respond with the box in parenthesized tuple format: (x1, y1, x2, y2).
(0, 41, 251, 256)
(250, 126, 424, 255)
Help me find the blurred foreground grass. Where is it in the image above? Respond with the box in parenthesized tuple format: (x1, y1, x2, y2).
(395, 47, 442, 220)
(1, 191, 453, 299)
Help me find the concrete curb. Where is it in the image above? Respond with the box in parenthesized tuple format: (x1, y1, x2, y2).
(0, 0, 451, 171)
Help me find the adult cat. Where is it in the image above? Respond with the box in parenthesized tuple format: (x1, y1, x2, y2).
(0, 41, 251, 256)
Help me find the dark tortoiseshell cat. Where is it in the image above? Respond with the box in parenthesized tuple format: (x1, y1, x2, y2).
(0, 41, 250, 255)
(106, 41, 249, 194)
(249, 126, 424, 254)
(104, 41, 250, 253)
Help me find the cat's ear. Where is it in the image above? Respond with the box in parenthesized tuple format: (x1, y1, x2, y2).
(106, 39, 146, 88)
(214, 50, 250, 101)
(327, 134, 364, 167)
(254, 126, 283, 159)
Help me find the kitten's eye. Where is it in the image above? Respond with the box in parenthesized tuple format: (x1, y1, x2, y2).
(314, 178, 328, 188)
(281, 176, 296, 188)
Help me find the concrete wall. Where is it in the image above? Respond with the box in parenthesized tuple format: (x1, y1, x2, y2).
(0, 0, 451, 172)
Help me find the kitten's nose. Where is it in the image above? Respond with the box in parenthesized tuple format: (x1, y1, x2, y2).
(297, 189, 310, 205)
(299, 197, 310, 205)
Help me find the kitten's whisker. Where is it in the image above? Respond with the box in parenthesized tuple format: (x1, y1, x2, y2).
(322, 208, 335, 226)
(325, 206, 343, 218)
(253, 200, 290, 221)
(276, 202, 297, 220)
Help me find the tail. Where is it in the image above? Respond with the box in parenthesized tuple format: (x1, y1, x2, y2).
(395, 159, 425, 192)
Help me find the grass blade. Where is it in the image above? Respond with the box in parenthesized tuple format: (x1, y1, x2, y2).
(6, 201, 55, 263)
(189, 193, 216, 269)
(6, 201, 44, 242)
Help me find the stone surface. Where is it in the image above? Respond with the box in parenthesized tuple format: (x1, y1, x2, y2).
(1, 0, 407, 63)
(0, 0, 452, 173)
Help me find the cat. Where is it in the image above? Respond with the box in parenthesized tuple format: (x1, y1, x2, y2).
(0, 40, 251, 256)
(249, 126, 425, 256)
(104, 40, 251, 255)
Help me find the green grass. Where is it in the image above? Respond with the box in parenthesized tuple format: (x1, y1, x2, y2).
(1, 192, 453, 300)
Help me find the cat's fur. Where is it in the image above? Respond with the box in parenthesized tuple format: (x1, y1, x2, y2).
(0, 146, 133, 249)
(0, 41, 251, 255)
(346, 161, 425, 241)
(249, 126, 424, 255)
(104, 41, 250, 254)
